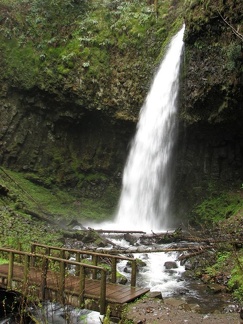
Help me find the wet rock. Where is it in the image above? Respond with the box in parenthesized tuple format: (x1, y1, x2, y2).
(177, 287, 189, 295)
(118, 276, 128, 285)
(139, 237, 153, 245)
(188, 303, 201, 313)
(207, 283, 226, 294)
(67, 219, 86, 230)
(179, 303, 191, 311)
(123, 266, 130, 273)
(224, 304, 240, 313)
(147, 291, 163, 300)
(124, 233, 137, 245)
(201, 274, 212, 284)
(136, 259, 147, 267)
(184, 261, 193, 270)
(164, 261, 178, 270)
(164, 298, 186, 308)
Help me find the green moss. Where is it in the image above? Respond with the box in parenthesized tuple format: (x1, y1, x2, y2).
(205, 251, 231, 277)
(0, 206, 61, 251)
(85, 173, 108, 182)
(0, 257, 8, 265)
(228, 254, 243, 301)
(0, 167, 117, 223)
(0, 0, 184, 101)
(0, 166, 119, 249)
(191, 191, 242, 226)
(1, 39, 40, 89)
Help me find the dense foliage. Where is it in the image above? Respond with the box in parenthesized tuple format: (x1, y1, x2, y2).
(0, 0, 184, 119)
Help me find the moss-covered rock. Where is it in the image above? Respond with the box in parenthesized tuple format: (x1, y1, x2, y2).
(181, 0, 243, 125)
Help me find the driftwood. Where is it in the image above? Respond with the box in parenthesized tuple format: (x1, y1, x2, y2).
(177, 250, 207, 261)
(62, 228, 123, 249)
(139, 231, 243, 245)
(23, 208, 56, 224)
(84, 245, 213, 255)
(91, 227, 243, 244)
(89, 228, 146, 234)
(71, 228, 243, 251)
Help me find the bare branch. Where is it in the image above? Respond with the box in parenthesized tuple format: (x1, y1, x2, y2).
(217, 9, 243, 41)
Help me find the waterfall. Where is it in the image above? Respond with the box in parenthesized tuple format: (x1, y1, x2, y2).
(114, 26, 185, 232)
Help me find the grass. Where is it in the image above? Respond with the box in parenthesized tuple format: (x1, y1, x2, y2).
(0, 257, 8, 265)
(1, 168, 116, 222)
(191, 190, 243, 226)
(0, 166, 117, 250)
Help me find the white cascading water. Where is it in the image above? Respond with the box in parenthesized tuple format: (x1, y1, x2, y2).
(18, 27, 186, 324)
(115, 25, 185, 232)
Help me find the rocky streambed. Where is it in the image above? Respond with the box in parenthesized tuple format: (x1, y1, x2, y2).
(62, 226, 243, 323)
(1, 226, 242, 323)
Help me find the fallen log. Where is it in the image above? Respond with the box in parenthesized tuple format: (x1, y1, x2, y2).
(88, 228, 146, 234)
(62, 229, 123, 249)
(177, 250, 207, 261)
(141, 232, 243, 245)
(23, 208, 56, 224)
(84, 245, 213, 255)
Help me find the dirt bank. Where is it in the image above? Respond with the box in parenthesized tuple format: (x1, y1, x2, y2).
(125, 297, 240, 324)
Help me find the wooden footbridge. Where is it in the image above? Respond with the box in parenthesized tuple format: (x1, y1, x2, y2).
(0, 243, 149, 317)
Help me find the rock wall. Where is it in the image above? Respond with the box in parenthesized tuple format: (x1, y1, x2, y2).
(172, 122, 243, 220)
(172, 0, 243, 219)
(0, 0, 242, 220)
(0, 85, 135, 197)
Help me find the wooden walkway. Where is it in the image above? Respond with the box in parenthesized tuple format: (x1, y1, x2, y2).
(0, 244, 150, 317)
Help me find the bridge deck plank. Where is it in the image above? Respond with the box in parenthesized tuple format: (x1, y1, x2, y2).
(0, 264, 149, 304)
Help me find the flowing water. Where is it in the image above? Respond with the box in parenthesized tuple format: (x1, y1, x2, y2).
(114, 25, 185, 232)
(0, 26, 234, 324)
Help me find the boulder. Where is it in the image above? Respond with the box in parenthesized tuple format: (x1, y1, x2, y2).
(164, 261, 178, 270)
(147, 291, 163, 300)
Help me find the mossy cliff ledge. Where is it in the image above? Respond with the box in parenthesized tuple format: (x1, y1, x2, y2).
(0, 0, 183, 217)
(0, 0, 242, 222)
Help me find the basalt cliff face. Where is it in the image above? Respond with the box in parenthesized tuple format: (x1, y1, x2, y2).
(173, 0, 243, 219)
(0, 0, 242, 220)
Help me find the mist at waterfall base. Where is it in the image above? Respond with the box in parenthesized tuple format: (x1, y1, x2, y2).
(90, 25, 185, 233)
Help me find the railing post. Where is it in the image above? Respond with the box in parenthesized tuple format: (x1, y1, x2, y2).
(59, 260, 65, 304)
(111, 258, 117, 283)
(76, 253, 81, 276)
(59, 249, 65, 260)
(79, 265, 85, 307)
(45, 247, 51, 257)
(30, 244, 36, 267)
(7, 251, 14, 289)
(41, 256, 48, 300)
(92, 255, 98, 279)
(131, 259, 137, 287)
(17, 242, 22, 263)
(23, 254, 30, 287)
(100, 269, 106, 315)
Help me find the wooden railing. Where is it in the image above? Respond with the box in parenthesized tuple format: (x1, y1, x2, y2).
(0, 247, 107, 314)
(31, 242, 137, 286)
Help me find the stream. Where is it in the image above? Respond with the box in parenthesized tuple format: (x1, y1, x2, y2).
(0, 233, 238, 324)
